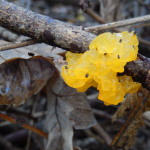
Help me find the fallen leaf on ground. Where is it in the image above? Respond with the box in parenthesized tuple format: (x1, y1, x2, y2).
(44, 74, 96, 150)
(0, 58, 55, 106)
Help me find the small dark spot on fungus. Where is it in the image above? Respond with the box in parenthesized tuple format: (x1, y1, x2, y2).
(65, 66, 68, 69)
(119, 39, 122, 43)
(85, 74, 89, 78)
(118, 55, 120, 59)
(28, 52, 35, 56)
(132, 45, 135, 49)
(104, 53, 107, 55)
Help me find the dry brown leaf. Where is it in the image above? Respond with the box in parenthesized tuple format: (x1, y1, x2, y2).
(0, 58, 55, 106)
(0, 40, 66, 106)
(111, 88, 150, 150)
(44, 74, 96, 150)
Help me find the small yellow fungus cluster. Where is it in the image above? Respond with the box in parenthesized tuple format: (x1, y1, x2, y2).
(61, 31, 141, 105)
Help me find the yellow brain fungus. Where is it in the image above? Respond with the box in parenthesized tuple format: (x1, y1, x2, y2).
(61, 31, 141, 105)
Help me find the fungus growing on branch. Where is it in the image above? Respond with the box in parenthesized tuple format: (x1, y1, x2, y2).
(61, 31, 141, 105)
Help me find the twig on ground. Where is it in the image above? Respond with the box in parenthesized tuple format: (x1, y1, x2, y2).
(93, 124, 112, 145)
(93, 109, 124, 124)
(0, 39, 36, 51)
(138, 37, 150, 47)
(0, 113, 48, 138)
(81, 5, 150, 47)
(25, 99, 38, 150)
(84, 129, 103, 143)
(83, 7, 106, 24)
(5, 108, 36, 120)
(85, 15, 150, 34)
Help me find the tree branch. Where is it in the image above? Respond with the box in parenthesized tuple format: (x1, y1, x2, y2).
(0, 0, 95, 53)
(0, 1, 150, 90)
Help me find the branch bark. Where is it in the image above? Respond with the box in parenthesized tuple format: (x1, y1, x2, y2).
(0, 0, 95, 53)
(0, 0, 150, 90)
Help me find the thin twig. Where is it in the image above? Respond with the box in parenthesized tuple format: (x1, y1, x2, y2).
(93, 124, 112, 145)
(0, 39, 36, 51)
(84, 129, 103, 143)
(82, 6, 150, 47)
(0, 113, 48, 138)
(93, 109, 124, 124)
(5, 108, 36, 120)
(84, 8, 106, 24)
(85, 15, 150, 34)
(25, 98, 38, 150)
(138, 37, 150, 47)
(84, 7, 150, 31)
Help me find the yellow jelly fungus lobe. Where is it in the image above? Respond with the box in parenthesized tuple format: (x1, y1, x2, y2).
(61, 31, 141, 105)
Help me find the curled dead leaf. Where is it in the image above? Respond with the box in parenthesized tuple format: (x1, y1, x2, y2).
(0, 58, 55, 106)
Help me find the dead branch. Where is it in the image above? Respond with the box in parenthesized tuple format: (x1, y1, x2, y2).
(0, 0, 95, 53)
(0, 1, 150, 90)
